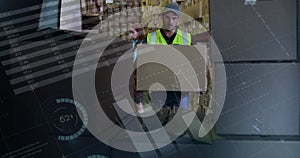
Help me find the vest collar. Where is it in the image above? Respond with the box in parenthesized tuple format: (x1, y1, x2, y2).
(159, 28, 178, 44)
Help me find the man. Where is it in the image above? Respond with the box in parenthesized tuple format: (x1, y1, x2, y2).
(130, 3, 193, 114)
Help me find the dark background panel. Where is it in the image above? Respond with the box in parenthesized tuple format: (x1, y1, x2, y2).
(210, 0, 297, 62)
(213, 140, 300, 158)
(0, 124, 63, 158)
(216, 63, 300, 136)
(0, 92, 47, 138)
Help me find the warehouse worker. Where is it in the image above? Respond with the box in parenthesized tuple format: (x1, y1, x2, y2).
(130, 3, 193, 115)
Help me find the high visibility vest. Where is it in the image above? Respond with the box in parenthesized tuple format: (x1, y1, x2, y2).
(147, 29, 191, 45)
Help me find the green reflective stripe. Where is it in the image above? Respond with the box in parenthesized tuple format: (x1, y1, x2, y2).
(151, 32, 156, 44)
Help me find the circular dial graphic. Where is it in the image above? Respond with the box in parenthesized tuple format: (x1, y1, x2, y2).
(45, 98, 88, 141)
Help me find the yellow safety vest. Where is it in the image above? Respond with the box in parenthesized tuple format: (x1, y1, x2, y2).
(147, 29, 191, 45)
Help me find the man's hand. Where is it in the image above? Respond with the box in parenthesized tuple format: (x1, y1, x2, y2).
(129, 28, 139, 40)
(135, 102, 144, 114)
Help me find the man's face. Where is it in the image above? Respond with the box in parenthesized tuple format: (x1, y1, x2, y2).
(162, 11, 179, 32)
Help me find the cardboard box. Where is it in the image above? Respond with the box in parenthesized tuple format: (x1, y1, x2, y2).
(136, 44, 208, 92)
